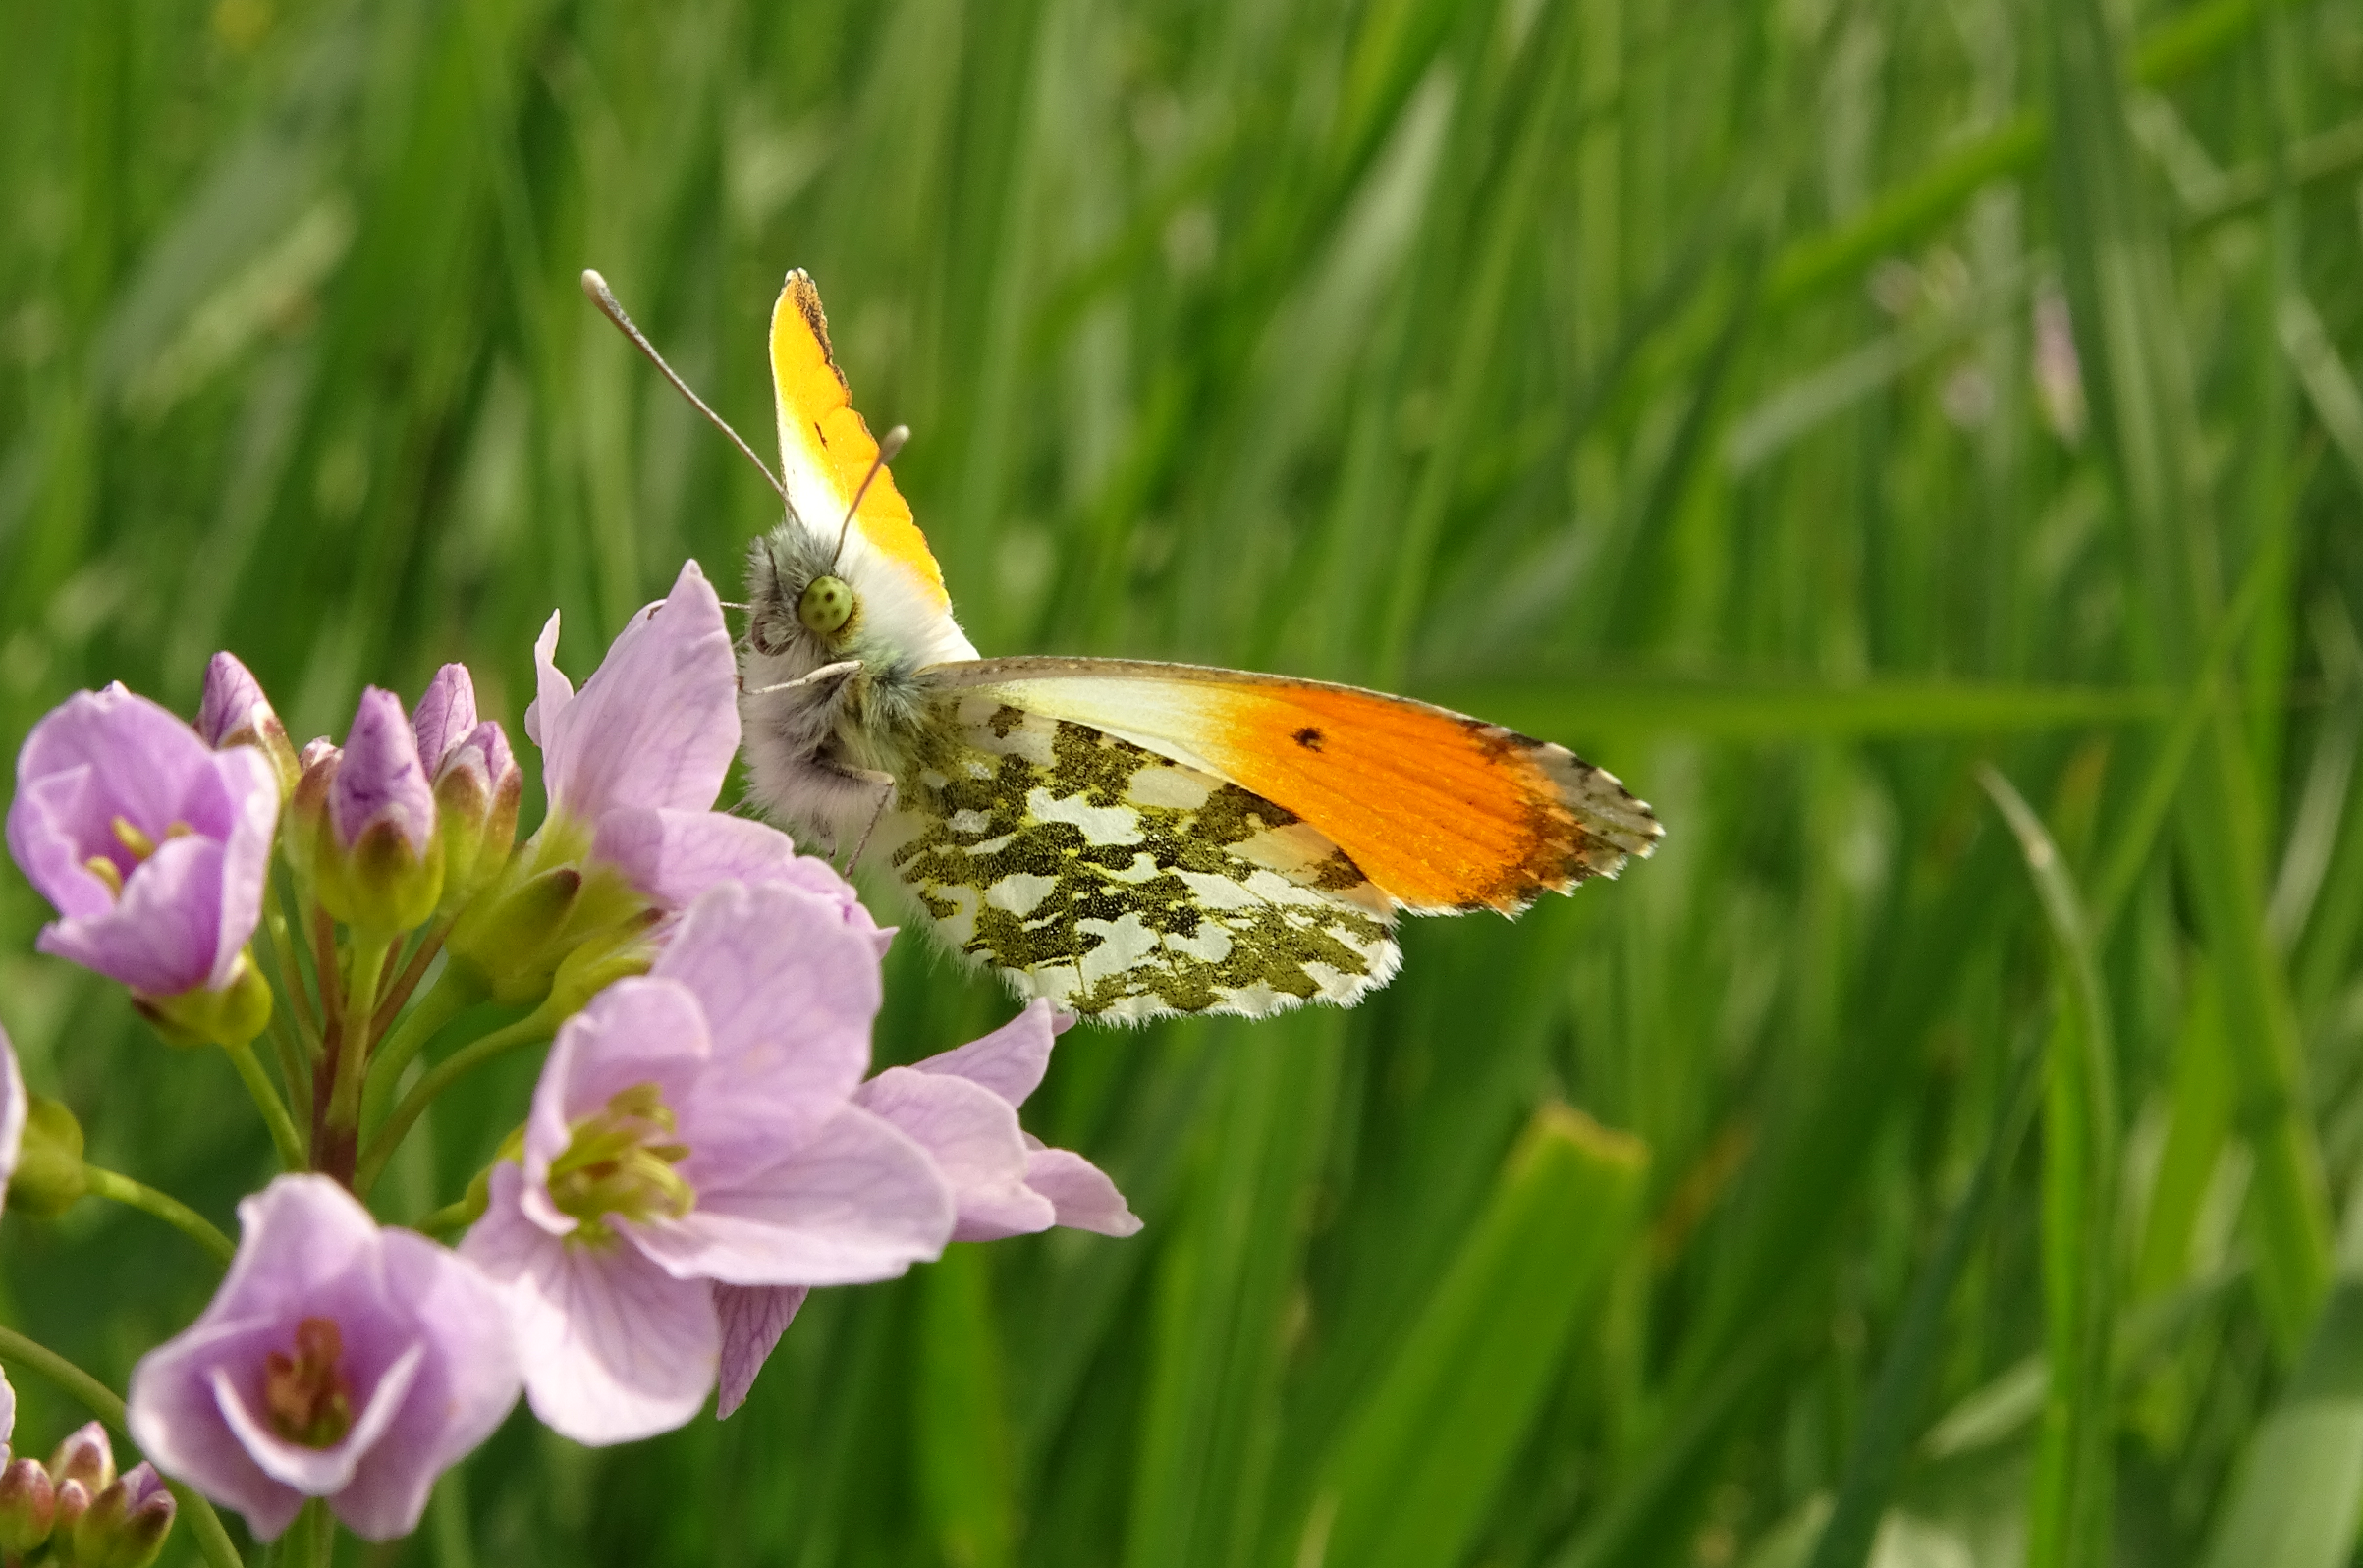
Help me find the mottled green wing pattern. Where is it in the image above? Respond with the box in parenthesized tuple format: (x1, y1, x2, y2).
(872, 694, 1401, 1021)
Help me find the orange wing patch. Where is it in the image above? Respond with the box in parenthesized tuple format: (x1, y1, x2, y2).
(768, 270, 949, 608)
(981, 669, 1663, 914)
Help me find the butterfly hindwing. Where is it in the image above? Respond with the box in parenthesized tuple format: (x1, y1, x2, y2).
(871, 694, 1401, 1022)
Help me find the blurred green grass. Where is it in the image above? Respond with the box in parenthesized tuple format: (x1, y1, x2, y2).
(6, 0, 2363, 1563)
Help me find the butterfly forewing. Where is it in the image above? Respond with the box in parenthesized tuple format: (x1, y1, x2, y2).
(921, 658, 1664, 915)
(872, 694, 1401, 1022)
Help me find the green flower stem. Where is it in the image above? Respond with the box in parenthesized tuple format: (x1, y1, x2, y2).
(413, 1194, 482, 1237)
(265, 1012, 312, 1157)
(81, 1165, 237, 1267)
(371, 920, 453, 1039)
(0, 1324, 247, 1568)
(356, 1006, 558, 1197)
(284, 1497, 334, 1568)
(262, 870, 320, 1052)
(360, 969, 483, 1135)
(222, 1038, 305, 1172)
(321, 934, 393, 1186)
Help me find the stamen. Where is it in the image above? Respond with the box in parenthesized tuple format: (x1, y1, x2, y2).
(264, 1317, 356, 1448)
(83, 857, 124, 896)
(110, 817, 157, 860)
(547, 1083, 697, 1242)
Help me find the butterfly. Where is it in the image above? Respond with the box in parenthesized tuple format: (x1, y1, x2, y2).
(584, 268, 1662, 1022)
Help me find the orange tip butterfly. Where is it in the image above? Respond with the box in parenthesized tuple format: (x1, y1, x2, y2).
(585, 268, 1663, 1022)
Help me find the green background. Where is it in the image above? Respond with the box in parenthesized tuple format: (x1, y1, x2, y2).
(5, 0, 2363, 1563)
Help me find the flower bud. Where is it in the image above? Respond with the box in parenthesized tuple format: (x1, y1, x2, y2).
(132, 951, 273, 1050)
(285, 740, 341, 885)
(411, 664, 479, 775)
(70, 1463, 174, 1568)
(196, 653, 301, 797)
(0, 1457, 56, 1553)
(51, 1478, 91, 1541)
(9, 1095, 88, 1218)
(48, 1423, 114, 1498)
(313, 689, 445, 934)
(445, 864, 586, 1005)
(543, 913, 662, 1020)
(433, 722, 522, 913)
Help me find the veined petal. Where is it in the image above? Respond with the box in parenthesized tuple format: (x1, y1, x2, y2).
(655, 882, 881, 1151)
(910, 999, 1066, 1108)
(537, 562, 738, 822)
(463, 1167, 718, 1445)
(626, 1104, 952, 1287)
(855, 1066, 1053, 1242)
(1024, 1147, 1143, 1236)
(332, 1232, 521, 1540)
(35, 835, 227, 996)
(714, 1284, 806, 1420)
(590, 807, 797, 912)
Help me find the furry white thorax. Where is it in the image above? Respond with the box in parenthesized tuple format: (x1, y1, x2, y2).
(738, 509, 977, 853)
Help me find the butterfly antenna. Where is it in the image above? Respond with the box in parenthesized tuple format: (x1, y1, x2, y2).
(830, 424, 910, 569)
(579, 269, 789, 506)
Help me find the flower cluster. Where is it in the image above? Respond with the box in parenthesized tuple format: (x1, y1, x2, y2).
(1, 559, 1138, 1554)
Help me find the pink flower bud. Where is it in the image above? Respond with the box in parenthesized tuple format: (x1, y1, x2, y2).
(72, 1461, 176, 1568)
(0, 1456, 55, 1553)
(411, 664, 480, 776)
(196, 652, 300, 796)
(314, 689, 445, 934)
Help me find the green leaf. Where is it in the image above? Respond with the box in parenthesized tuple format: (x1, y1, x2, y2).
(1304, 1104, 1647, 1568)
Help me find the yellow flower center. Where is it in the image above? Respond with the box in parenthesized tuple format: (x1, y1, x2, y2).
(547, 1083, 695, 1244)
(83, 816, 192, 899)
(264, 1317, 355, 1449)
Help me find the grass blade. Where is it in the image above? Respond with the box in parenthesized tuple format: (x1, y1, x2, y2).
(1301, 1105, 1647, 1568)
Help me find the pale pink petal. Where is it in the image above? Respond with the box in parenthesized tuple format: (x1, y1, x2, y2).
(856, 1066, 1053, 1242)
(626, 1105, 952, 1286)
(1, 1027, 29, 1225)
(590, 807, 797, 911)
(0, 1365, 14, 1447)
(333, 1231, 522, 1540)
(463, 1166, 719, 1445)
(129, 1317, 308, 1541)
(538, 562, 739, 822)
(653, 882, 880, 1155)
(1024, 1148, 1143, 1236)
(714, 1284, 806, 1419)
(911, 1000, 1067, 1108)
(522, 612, 570, 753)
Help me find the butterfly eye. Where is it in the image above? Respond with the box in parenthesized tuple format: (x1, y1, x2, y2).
(797, 575, 855, 637)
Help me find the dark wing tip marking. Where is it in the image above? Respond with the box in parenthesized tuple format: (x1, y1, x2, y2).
(1458, 723, 1664, 911)
(783, 268, 850, 393)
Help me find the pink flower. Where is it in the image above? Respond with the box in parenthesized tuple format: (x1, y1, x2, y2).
(461, 880, 951, 1444)
(526, 559, 795, 906)
(8, 686, 278, 999)
(715, 1002, 1138, 1417)
(127, 1176, 520, 1542)
(449, 563, 801, 1003)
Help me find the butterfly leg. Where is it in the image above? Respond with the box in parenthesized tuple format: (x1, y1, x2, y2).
(742, 659, 862, 698)
(831, 766, 897, 875)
